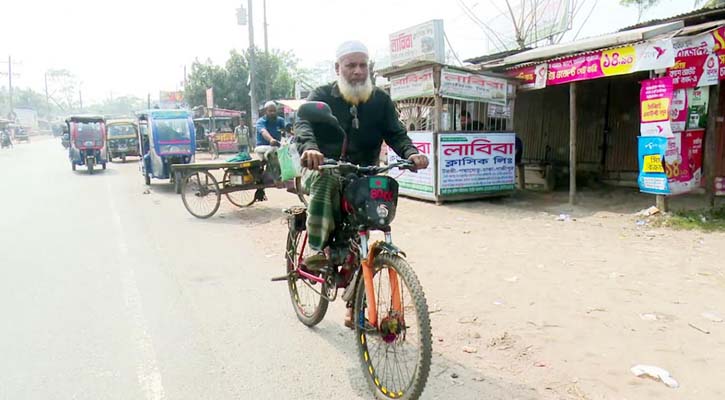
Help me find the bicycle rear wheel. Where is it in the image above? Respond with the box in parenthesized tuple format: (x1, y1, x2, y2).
(353, 253, 432, 400)
(294, 176, 309, 206)
(286, 227, 329, 327)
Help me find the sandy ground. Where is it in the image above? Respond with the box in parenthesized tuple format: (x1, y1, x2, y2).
(219, 177, 725, 400)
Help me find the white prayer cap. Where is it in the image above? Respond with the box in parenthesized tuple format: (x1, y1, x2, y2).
(336, 40, 369, 60)
(264, 101, 276, 109)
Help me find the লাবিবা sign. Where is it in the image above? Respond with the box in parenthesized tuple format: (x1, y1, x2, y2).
(437, 133, 516, 196)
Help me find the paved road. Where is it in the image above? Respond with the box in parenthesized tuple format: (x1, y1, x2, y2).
(0, 138, 536, 400)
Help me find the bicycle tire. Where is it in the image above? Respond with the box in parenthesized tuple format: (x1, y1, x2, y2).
(353, 253, 432, 400)
(223, 170, 256, 208)
(181, 171, 221, 219)
(295, 176, 308, 206)
(286, 228, 328, 327)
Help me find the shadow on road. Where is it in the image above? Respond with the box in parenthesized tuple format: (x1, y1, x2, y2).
(206, 204, 284, 226)
(309, 319, 540, 399)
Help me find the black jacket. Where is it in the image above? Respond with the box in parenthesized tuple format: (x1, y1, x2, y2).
(295, 82, 418, 166)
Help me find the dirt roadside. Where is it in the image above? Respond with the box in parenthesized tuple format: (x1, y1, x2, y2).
(210, 185, 725, 400)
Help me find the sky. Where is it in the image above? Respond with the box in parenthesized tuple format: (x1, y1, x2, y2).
(0, 0, 698, 104)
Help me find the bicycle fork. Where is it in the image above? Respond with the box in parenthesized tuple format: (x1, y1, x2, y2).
(359, 231, 402, 329)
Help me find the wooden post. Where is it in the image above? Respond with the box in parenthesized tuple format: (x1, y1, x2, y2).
(433, 66, 443, 132)
(704, 83, 720, 208)
(656, 195, 668, 212)
(509, 87, 525, 190)
(433, 65, 444, 205)
(569, 82, 577, 205)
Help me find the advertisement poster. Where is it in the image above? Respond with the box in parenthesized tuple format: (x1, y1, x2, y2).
(638, 136, 670, 195)
(665, 130, 704, 195)
(715, 177, 725, 196)
(670, 89, 688, 132)
(389, 20, 445, 66)
(640, 77, 674, 137)
(388, 131, 436, 200)
(506, 65, 536, 89)
(686, 86, 709, 130)
(547, 40, 674, 85)
(215, 132, 238, 152)
(668, 33, 720, 89)
(206, 88, 214, 108)
(390, 69, 435, 101)
(534, 63, 548, 89)
(668, 54, 719, 89)
(506, 64, 548, 89)
(439, 67, 507, 106)
(438, 133, 516, 195)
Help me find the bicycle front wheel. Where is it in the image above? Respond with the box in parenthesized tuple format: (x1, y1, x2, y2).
(353, 253, 432, 400)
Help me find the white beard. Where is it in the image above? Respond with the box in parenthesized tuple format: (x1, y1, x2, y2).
(337, 75, 373, 106)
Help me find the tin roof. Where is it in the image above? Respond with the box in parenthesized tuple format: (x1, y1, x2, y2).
(499, 21, 682, 67)
(620, 4, 725, 31)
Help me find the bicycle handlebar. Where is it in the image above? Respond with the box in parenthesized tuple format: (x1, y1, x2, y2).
(317, 159, 416, 175)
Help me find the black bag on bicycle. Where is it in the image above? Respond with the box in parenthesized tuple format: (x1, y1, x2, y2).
(343, 176, 399, 230)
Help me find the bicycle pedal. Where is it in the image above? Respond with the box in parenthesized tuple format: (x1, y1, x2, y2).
(270, 274, 290, 282)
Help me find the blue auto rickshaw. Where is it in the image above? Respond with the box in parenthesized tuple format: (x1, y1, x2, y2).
(137, 109, 195, 193)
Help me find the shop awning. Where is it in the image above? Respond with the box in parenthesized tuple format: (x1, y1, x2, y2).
(503, 22, 682, 67)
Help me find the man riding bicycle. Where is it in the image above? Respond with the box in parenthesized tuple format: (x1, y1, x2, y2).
(295, 40, 429, 294)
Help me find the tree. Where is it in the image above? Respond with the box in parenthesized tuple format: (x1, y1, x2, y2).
(85, 96, 146, 117)
(185, 58, 230, 110)
(184, 48, 298, 115)
(619, 0, 661, 22)
(694, 0, 725, 7)
(45, 69, 79, 112)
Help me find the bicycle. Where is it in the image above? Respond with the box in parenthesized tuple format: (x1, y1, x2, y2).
(274, 157, 432, 400)
(206, 132, 219, 160)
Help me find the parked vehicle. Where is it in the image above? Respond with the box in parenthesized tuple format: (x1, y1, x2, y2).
(13, 125, 30, 143)
(137, 109, 195, 193)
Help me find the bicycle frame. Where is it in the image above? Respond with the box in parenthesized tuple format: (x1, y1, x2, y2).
(292, 229, 404, 329)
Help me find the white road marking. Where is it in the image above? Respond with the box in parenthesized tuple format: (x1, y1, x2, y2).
(105, 180, 166, 400)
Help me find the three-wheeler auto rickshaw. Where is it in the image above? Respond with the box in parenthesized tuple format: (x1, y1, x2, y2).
(66, 115, 107, 174)
(137, 109, 195, 193)
(106, 119, 140, 162)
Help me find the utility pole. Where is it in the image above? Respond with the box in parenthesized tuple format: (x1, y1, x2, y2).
(79, 87, 83, 111)
(246, 0, 259, 130)
(183, 65, 188, 89)
(263, 0, 269, 54)
(1, 56, 21, 117)
(8, 56, 14, 114)
(147, 93, 151, 109)
(44, 72, 51, 118)
(263, 0, 271, 101)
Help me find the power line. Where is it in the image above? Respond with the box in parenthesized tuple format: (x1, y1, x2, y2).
(457, 0, 509, 52)
(572, 0, 598, 41)
(444, 32, 464, 65)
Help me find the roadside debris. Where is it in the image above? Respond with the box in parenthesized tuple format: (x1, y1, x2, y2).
(556, 214, 574, 222)
(637, 206, 661, 217)
(702, 311, 723, 323)
(688, 323, 710, 334)
(631, 364, 679, 388)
